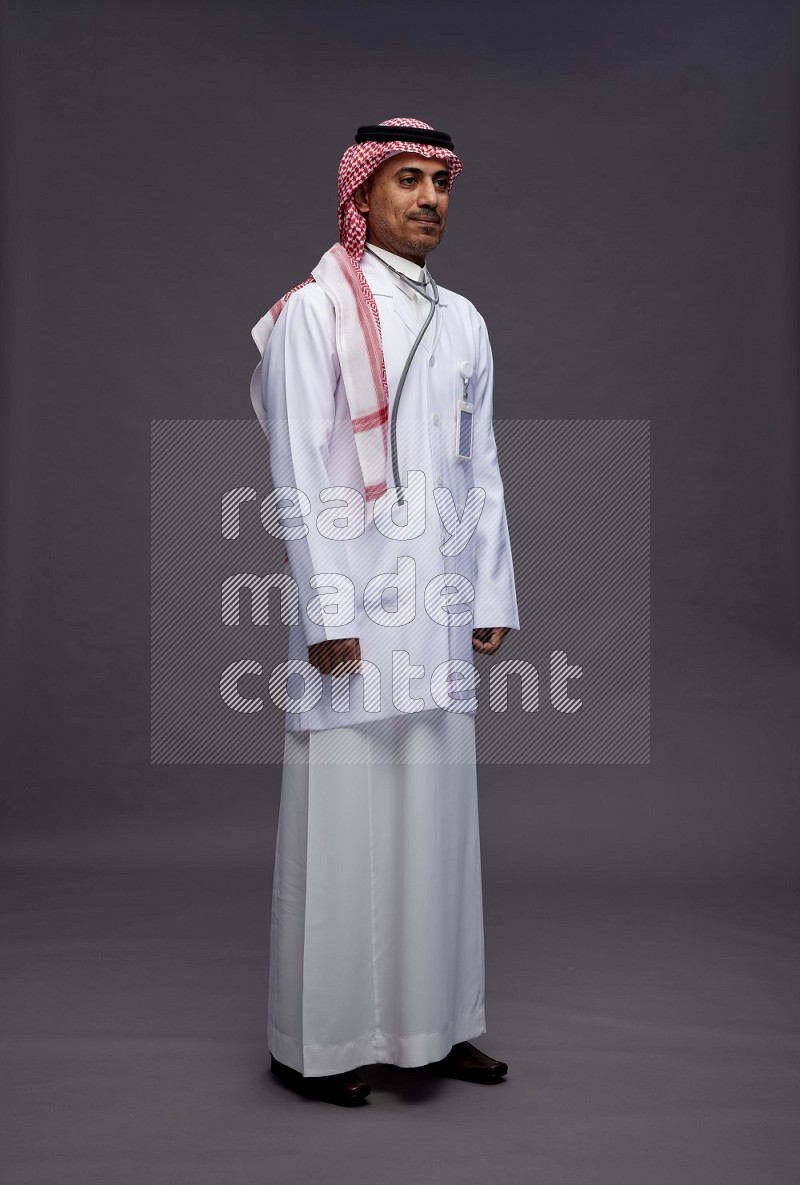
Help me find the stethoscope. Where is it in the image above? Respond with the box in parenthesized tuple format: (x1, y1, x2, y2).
(364, 246, 440, 506)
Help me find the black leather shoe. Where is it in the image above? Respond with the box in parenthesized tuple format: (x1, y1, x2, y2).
(269, 1054, 371, 1105)
(426, 1040, 508, 1083)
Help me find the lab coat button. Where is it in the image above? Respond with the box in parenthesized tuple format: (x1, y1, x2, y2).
(435, 472, 443, 485)
(432, 413, 440, 427)
(429, 357, 435, 367)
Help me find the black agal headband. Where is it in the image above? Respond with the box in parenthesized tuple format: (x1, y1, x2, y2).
(354, 125, 456, 152)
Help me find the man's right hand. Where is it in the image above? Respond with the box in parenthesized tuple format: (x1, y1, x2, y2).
(307, 638, 362, 675)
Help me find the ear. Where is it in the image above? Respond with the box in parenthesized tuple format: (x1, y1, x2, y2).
(352, 182, 370, 215)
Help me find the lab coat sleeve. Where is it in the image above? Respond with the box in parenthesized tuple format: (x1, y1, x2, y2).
(258, 285, 360, 649)
(468, 313, 521, 631)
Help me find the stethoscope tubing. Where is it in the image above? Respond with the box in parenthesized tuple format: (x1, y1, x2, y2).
(364, 247, 440, 506)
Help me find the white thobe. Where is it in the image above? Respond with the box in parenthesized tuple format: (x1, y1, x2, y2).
(268, 710, 485, 1075)
(254, 245, 519, 1075)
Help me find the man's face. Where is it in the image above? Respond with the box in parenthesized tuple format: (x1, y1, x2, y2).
(353, 152, 450, 265)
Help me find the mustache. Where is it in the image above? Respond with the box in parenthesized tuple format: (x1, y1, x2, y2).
(408, 212, 441, 223)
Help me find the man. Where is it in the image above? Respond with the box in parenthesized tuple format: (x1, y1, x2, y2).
(250, 117, 519, 1106)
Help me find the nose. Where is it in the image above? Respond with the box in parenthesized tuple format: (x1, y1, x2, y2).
(417, 176, 440, 208)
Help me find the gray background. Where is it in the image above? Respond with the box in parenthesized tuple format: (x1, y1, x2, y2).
(1, 0, 799, 1181)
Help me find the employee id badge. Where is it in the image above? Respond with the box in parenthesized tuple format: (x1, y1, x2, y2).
(455, 398, 474, 460)
(455, 361, 474, 460)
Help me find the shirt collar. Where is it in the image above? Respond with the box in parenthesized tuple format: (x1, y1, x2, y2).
(363, 243, 429, 285)
(359, 243, 447, 305)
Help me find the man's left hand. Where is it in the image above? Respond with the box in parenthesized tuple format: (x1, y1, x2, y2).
(472, 627, 510, 655)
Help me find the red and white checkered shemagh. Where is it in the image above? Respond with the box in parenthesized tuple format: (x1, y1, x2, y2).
(250, 117, 463, 502)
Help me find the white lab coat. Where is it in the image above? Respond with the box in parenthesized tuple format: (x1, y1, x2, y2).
(256, 246, 520, 733)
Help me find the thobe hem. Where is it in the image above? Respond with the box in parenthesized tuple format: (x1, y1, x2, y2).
(265, 711, 486, 1079)
(267, 1005, 486, 1077)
